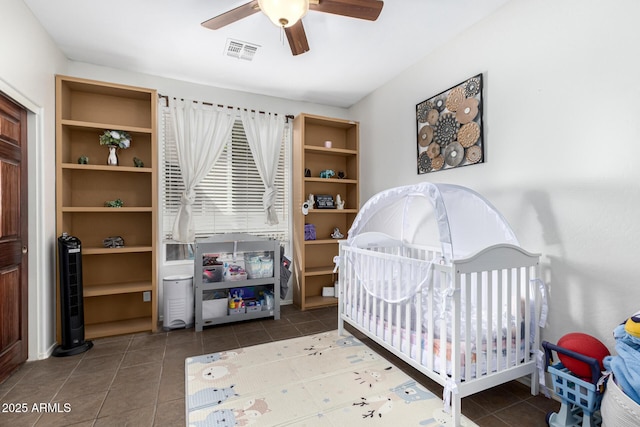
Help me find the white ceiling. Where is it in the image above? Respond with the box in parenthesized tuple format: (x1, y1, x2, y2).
(23, 0, 510, 108)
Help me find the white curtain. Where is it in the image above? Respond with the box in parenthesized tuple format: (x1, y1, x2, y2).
(240, 110, 285, 225)
(170, 100, 236, 242)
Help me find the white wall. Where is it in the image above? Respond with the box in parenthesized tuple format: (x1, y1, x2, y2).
(0, 0, 68, 360)
(349, 0, 640, 349)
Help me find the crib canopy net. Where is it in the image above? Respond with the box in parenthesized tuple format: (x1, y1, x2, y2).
(347, 182, 519, 261)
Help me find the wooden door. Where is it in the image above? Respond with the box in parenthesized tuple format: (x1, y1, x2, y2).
(0, 93, 28, 382)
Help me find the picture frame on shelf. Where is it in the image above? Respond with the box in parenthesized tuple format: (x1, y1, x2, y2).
(315, 194, 335, 209)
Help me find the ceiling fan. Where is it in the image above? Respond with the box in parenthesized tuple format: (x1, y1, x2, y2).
(202, 0, 384, 56)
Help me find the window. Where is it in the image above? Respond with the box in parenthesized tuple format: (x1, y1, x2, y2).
(160, 105, 291, 256)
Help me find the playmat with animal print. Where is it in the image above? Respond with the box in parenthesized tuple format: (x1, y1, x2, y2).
(185, 329, 477, 426)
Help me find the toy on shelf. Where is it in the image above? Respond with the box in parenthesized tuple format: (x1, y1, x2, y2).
(331, 228, 344, 239)
(104, 198, 124, 208)
(320, 169, 335, 178)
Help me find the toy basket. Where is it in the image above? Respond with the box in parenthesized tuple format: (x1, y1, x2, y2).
(542, 341, 604, 427)
(601, 375, 640, 427)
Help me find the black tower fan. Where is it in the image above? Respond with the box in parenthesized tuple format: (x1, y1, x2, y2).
(53, 233, 93, 357)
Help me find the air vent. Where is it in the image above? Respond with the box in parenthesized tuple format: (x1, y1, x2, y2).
(225, 39, 260, 61)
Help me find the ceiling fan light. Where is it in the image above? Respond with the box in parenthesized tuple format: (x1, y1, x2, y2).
(258, 0, 309, 28)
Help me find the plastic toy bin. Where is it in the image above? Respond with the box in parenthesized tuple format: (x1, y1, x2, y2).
(542, 340, 603, 427)
(548, 363, 601, 413)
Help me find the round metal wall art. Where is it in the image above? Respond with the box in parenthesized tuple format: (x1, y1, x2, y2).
(416, 101, 430, 123)
(418, 151, 432, 173)
(445, 87, 465, 112)
(458, 122, 481, 148)
(433, 113, 460, 146)
(464, 77, 481, 97)
(418, 125, 433, 147)
(427, 109, 439, 125)
(415, 74, 484, 174)
(466, 145, 482, 164)
(426, 142, 440, 159)
(456, 98, 479, 124)
(444, 141, 464, 167)
(431, 154, 444, 170)
(433, 97, 446, 112)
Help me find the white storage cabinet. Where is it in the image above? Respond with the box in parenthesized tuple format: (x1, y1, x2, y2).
(194, 234, 280, 332)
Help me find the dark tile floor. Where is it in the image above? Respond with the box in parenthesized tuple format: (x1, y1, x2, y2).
(0, 304, 559, 426)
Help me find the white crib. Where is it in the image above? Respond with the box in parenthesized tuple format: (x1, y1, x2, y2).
(338, 240, 542, 425)
(336, 182, 544, 426)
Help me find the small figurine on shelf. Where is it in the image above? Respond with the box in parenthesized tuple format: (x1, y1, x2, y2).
(103, 236, 125, 248)
(304, 168, 311, 177)
(337, 170, 346, 179)
(133, 157, 144, 167)
(104, 198, 124, 208)
(331, 227, 344, 239)
(320, 169, 335, 179)
(307, 194, 315, 209)
(78, 155, 89, 164)
(336, 194, 345, 210)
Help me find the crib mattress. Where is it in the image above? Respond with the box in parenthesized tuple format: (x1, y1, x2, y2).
(343, 303, 529, 380)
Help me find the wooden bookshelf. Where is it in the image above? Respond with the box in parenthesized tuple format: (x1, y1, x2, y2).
(292, 114, 359, 310)
(55, 75, 158, 339)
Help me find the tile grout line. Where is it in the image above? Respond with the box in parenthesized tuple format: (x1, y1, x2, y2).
(92, 335, 134, 424)
(35, 349, 86, 426)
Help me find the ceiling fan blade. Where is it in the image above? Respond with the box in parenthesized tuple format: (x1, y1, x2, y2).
(310, 0, 383, 21)
(201, 0, 260, 30)
(285, 21, 310, 56)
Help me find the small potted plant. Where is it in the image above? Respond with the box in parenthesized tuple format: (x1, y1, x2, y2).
(99, 130, 131, 166)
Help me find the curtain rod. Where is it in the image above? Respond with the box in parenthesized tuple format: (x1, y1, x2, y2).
(158, 94, 294, 121)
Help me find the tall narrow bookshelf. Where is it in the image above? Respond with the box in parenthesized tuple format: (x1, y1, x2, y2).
(292, 114, 359, 310)
(55, 75, 158, 339)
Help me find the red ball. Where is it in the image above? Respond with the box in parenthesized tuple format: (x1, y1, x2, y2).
(557, 333, 610, 380)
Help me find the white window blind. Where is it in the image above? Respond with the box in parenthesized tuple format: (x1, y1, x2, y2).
(160, 105, 290, 243)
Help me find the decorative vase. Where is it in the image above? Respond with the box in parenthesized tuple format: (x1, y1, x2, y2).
(107, 145, 118, 166)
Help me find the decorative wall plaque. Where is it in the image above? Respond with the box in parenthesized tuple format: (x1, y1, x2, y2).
(416, 74, 484, 174)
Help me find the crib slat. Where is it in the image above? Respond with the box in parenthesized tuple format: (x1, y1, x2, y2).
(475, 272, 483, 379)
(486, 270, 494, 377)
(371, 265, 378, 334)
(515, 267, 522, 363)
(407, 258, 416, 361)
(496, 269, 504, 372)
(394, 261, 401, 349)
(360, 251, 366, 326)
(439, 269, 448, 380)
(426, 265, 435, 372)
(506, 268, 513, 368)
(416, 285, 424, 365)
(451, 272, 461, 386)
(342, 248, 348, 317)
(464, 274, 472, 381)
(523, 267, 531, 362)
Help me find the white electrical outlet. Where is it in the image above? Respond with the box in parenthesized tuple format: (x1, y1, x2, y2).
(143, 291, 151, 302)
